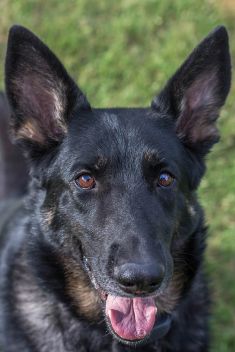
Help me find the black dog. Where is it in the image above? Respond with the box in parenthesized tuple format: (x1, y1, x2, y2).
(0, 25, 231, 352)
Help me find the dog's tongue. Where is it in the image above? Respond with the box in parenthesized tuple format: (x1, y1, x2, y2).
(106, 295, 156, 341)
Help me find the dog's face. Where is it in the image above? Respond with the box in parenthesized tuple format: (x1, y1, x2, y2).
(5, 26, 231, 345)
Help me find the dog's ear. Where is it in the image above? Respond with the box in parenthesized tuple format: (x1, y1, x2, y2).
(5, 25, 90, 155)
(152, 26, 231, 156)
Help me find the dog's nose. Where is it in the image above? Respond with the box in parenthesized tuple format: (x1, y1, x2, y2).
(114, 263, 165, 294)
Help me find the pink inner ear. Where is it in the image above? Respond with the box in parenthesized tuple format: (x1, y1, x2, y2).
(14, 73, 66, 143)
(186, 71, 218, 111)
(176, 71, 219, 144)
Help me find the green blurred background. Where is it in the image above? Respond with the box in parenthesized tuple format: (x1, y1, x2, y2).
(0, 0, 234, 350)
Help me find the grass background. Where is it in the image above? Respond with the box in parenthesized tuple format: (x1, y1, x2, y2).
(0, 0, 234, 350)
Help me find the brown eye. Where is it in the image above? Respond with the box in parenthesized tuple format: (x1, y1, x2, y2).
(75, 174, 96, 189)
(157, 172, 174, 188)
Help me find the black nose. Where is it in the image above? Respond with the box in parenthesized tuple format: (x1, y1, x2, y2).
(114, 263, 165, 294)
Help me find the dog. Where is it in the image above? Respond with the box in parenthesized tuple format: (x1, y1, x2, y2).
(0, 25, 231, 352)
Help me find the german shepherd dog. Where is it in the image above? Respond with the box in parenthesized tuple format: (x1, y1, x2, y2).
(0, 25, 231, 352)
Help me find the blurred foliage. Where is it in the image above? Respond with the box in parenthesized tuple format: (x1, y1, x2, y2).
(0, 0, 234, 351)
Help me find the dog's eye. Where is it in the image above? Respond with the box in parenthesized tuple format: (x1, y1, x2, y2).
(75, 174, 96, 190)
(157, 172, 174, 188)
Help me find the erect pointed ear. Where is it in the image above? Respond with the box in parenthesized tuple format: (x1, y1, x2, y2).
(152, 26, 231, 156)
(5, 25, 90, 156)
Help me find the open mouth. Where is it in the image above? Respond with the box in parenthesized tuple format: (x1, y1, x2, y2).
(104, 294, 173, 346)
(82, 255, 159, 344)
(105, 295, 157, 343)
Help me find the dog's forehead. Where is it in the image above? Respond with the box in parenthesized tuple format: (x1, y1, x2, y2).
(98, 108, 180, 155)
(63, 107, 182, 172)
(96, 108, 174, 142)
(99, 109, 152, 145)
(100, 111, 121, 130)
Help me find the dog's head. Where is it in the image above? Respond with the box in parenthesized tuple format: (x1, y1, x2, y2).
(5, 26, 231, 345)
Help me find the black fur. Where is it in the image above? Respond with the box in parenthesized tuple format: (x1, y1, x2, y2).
(0, 25, 231, 351)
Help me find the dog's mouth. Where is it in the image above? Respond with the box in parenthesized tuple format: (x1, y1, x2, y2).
(82, 255, 168, 344)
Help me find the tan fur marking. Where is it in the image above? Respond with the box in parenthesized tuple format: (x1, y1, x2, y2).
(94, 156, 108, 171)
(144, 151, 156, 162)
(12, 74, 67, 144)
(13, 250, 66, 351)
(63, 257, 101, 321)
(16, 118, 45, 144)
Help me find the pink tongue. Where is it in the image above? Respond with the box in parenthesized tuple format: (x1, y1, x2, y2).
(106, 295, 157, 341)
